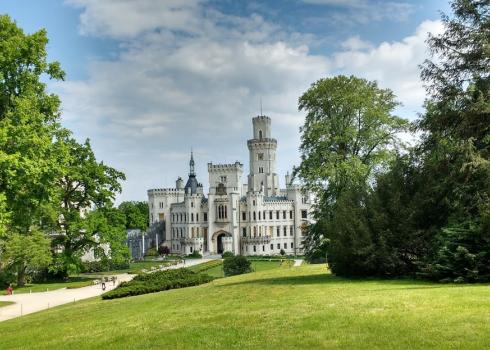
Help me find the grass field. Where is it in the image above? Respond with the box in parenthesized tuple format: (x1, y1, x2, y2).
(191, 259, 291, 278)
(1, 264, 489, 349)
(2, 277, 95, 295)
(0, 301, 13, 308)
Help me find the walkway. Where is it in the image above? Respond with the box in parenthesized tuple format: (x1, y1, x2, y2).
(0, 258, 212, 322)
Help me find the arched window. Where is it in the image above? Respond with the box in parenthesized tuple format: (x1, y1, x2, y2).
(259, 130, 263, 139)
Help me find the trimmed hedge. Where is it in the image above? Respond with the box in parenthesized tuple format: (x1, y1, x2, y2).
(102, 268, 213, 300)
(190, 260, 223, 274)
(223, 256, 251, 276)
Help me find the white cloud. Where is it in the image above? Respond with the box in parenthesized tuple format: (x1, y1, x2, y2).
(57, 1, 442, 202)
(332, 20, 444, 113)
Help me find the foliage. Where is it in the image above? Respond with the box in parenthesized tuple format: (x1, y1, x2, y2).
(223, 255, 251, 276)
(81, 260, 130, 273)
(144, 247, 158, 257)
(1, 230, 52, 286)
(118, 201, 149, 231)
(102, 268, 213, 300)
(188, 260, 223, 274)
(415, 0, 490, 282)
(158, 245, 170, 256)
(296, 75, 408, 268)
(279, 249, 286, 256)
(187, 251, 202, 258)
(221, 251, 234, 258)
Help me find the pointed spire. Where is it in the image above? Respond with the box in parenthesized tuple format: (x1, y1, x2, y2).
(189, 148, 195, 176)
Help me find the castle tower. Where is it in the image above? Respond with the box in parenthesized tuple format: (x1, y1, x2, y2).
(247, 115, 279, 196)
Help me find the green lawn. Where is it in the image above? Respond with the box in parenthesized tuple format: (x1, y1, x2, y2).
(1, 264, 489, 349)
(190, 260, 291, 278)
(3, 277, 95, 295)
(0, 301, 13, 308)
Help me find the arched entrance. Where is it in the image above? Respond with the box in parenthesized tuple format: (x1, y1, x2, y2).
(217, 233, 226, 254)
(212, 230, 232, 254)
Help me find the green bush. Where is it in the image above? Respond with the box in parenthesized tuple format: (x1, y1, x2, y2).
(223, 256, 251, 277)
(221, 251, 234, 258)
(81, 260, 130, 273)
(187, 251, 202, 258)
(144, 247, 158, 257)
(102, 268, 213, 300)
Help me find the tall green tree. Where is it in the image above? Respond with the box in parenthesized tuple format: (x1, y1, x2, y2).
(0, 15, 66, 285)
(118, 201, 149, 231)
(417, 0, 490, 282)
(50, 136, 125, 275)
(295, 75, 408, 268)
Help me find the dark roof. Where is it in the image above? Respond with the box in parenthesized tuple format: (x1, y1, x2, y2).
(184, 174, 199, 194)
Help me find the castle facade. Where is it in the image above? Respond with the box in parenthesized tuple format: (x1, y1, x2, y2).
(147, 116, 312, 256)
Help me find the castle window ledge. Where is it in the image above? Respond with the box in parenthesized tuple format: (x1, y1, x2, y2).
(242, 236, 271, 244)
(180, 237, 204, 245)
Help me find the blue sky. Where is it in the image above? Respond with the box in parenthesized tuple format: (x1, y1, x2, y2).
(0, 0, 450, 202)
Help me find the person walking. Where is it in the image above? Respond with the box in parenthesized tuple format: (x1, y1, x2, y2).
(6, 284, 13, 295)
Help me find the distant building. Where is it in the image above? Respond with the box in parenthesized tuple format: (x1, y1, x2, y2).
(148, 116, 313, 256)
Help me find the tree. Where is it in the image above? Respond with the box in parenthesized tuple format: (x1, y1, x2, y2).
(118, 201, 149, 230)
(295, 76, 408, 269)
(0, 15, 67, 284)
(417, 0, 490, 282)
(1, 231, 52, 286)
(47, 137, 125, 275)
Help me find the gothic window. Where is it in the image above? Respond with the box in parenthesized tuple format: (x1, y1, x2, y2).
(257, 152, 264, 160)
(259, 130, 263, 139)
(253, 245, 257, 252)
(258, 211, 261, 220)
(270, 244, 274, 250)
(253, 227, 257, 237)
(242, 227, 247, 237)
(276, 227, 280, 237)
(220, 176, 227, 183)
(253, 211, 256, 221)
(276, 211, 279, 219)
(290, 226, 293, 236)
(259, 167, 264, 173)
(284, 243, 287, 249)
(242, 212, 246, 220)
(262, 245, 265, 252)
(196, 213, 199, 222)
(291, 242, 294, 248)
(301, 210, 307, 219)
(191, 213, 194, 222)
(290, 211, 293, 219)
(283, 226, 287, 236)
(216, 183, 227, 195)
(283, 211, 286, 219)
(269, 211, 272, 220)
(204, 213, 208, 221)
(191, 202, 194, 208)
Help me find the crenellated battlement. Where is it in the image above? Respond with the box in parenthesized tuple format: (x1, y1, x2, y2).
(148, 188, 184, 195)
(207, 162, 243, 172)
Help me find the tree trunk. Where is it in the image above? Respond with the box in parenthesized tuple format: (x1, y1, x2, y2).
(17, 264, 26, 287)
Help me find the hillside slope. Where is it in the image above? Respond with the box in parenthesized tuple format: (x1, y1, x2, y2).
(1, 265, 489, 349)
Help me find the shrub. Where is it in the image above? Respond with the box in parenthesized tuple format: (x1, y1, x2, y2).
(102, 268, 213, 300)
(158, 245, 170, 256)
(187, 251, 202, 258)
(144, 247, 158, 257)
(280, 249, 286, 256)
(81, 260, 130, 273)
(223, 256, 251, 277)
(190, 260, 223, 274)
(221, 251, 234, 258)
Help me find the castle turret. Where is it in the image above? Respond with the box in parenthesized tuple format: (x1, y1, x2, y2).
(176, 177, 184, 190)
(247, 115, 279, 196)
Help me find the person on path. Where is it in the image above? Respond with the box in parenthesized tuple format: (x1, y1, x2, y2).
(101, 280, 106, 291)
(6, 284, 13, 295)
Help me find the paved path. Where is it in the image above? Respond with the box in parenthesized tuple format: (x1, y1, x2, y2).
(293, 259, 303, 267)
(0, 258, 213, 322)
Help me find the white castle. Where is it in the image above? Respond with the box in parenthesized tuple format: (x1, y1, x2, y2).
(148, 115, 312, 256)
